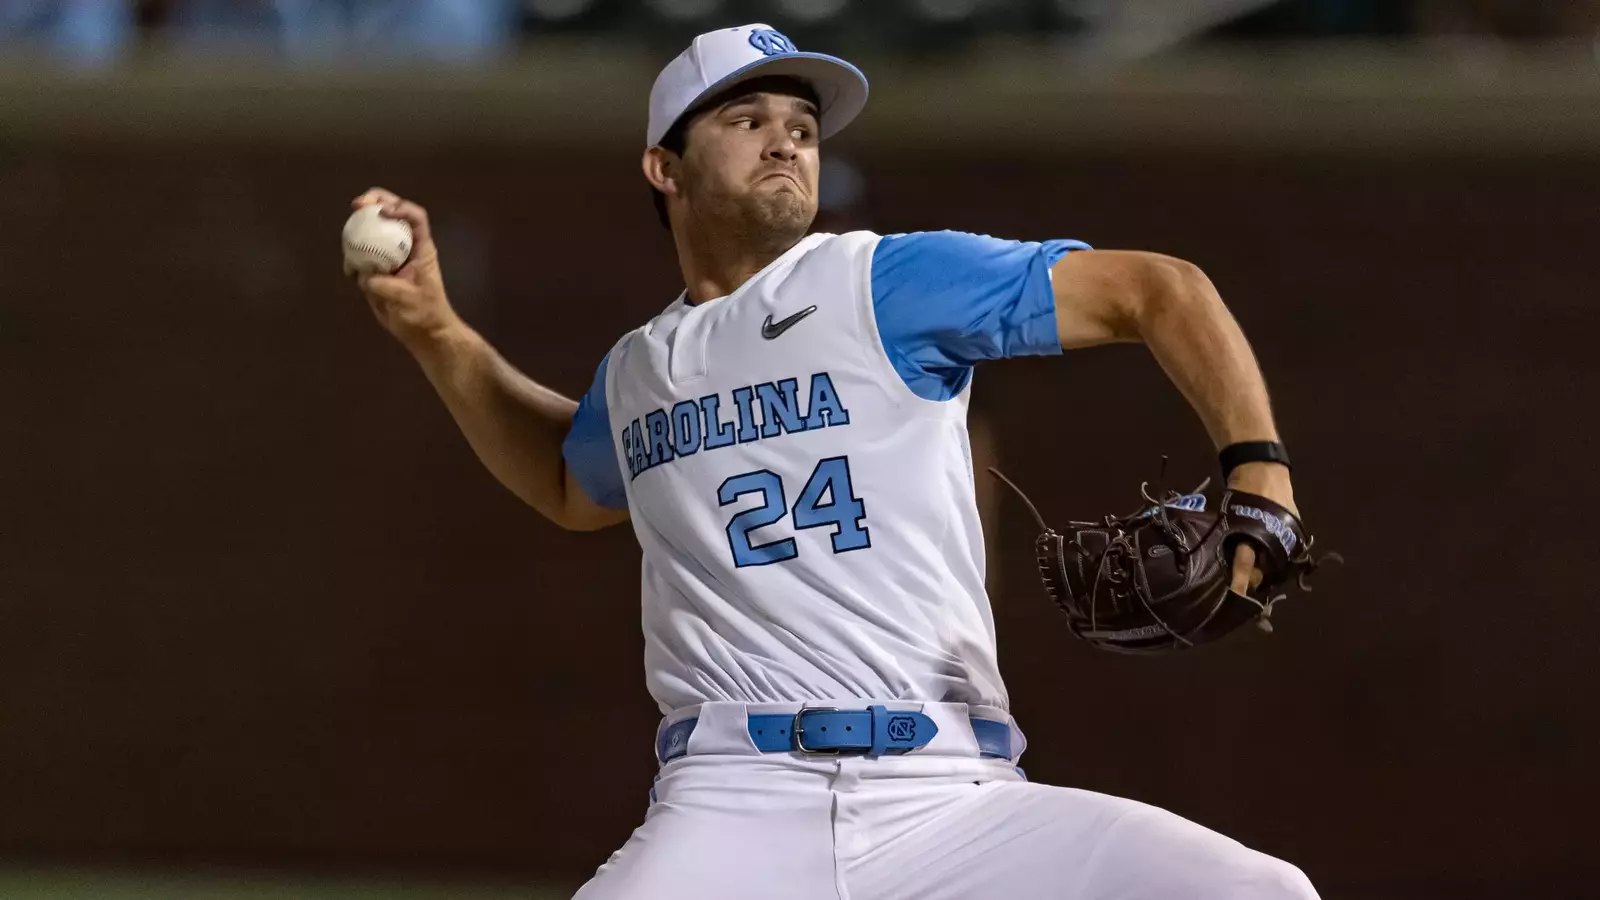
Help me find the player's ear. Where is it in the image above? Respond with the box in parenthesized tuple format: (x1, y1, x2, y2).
(642, 146, 678, 197)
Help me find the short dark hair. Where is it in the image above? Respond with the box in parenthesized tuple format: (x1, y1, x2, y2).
(648, 76, 822, 231)
(651, 118, 689, 231)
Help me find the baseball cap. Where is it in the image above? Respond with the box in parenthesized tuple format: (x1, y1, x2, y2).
(646, 24, 869, 148)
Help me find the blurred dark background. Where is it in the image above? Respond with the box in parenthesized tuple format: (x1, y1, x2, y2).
(2, 2, 1598, 898)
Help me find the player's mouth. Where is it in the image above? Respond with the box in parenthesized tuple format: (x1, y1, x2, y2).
(758, 172, 803, 191)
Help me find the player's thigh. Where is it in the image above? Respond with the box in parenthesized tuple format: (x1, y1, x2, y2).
(573, 758, 841, 900)
(841, 779, 1317, 900)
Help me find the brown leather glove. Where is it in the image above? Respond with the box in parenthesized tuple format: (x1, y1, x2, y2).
(991, 468, 1334, 654)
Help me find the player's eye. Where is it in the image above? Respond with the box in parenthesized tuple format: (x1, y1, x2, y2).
(791, 126, 811, 141)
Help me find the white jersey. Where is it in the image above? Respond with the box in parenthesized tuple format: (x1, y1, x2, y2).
(563, 229, 1085, 714)
(565, 27, 1322, 900)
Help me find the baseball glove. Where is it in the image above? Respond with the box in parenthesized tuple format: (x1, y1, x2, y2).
(989, 466, 1335, 654)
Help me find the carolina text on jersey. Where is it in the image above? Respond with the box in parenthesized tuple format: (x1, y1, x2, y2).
(622, 371, 852, 479)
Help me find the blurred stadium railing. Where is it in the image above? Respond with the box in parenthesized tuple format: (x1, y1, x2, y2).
(1, 1, 1596, 155)
(2, 0, 1598, 66)
(2, 42, 1598, 156)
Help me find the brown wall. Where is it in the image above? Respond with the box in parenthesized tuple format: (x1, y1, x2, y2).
(2, 142, 1595, 896)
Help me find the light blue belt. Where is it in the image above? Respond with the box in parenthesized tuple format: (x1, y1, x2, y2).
(656, 705, 1013, 764)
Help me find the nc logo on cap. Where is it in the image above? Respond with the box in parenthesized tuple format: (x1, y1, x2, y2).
(748, 28, 797, 56)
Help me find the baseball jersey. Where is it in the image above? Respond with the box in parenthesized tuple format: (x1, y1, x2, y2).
(563, 230, 1087, 714)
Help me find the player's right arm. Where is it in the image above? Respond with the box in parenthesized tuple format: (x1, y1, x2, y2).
(350, 189, 628, 533)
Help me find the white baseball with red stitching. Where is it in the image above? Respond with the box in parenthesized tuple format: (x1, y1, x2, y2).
(341, 205, 413, 275)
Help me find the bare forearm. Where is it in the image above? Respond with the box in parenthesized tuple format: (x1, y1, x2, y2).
(1137, 264, 1278, 452)
(406, 325, 578, 522)
(1051, 249, 1296, 514)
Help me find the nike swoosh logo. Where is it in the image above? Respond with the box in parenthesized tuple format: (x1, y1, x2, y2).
(761, 305, 818, 340)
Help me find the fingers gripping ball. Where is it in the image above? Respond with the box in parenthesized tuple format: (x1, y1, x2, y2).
(989, 466, 1338, 654)
(342, 205, 413, 275)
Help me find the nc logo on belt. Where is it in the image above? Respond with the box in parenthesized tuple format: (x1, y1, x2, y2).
(749, 28, 797, 56)
(887, 715, 917, 742)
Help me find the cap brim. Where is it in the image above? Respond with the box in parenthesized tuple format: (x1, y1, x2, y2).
(664, 52, 869, 145)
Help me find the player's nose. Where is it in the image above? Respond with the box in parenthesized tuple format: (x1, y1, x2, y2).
(763, 128, 799, 161)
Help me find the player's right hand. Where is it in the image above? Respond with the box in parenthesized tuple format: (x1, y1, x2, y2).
(350, 188, 461, 347)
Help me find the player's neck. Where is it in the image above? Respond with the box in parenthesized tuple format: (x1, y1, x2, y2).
(674, 225, 801, 306)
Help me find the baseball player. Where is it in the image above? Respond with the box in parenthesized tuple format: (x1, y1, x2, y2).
(350, 24, 1318, 900)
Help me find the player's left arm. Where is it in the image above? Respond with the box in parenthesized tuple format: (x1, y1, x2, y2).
(1049, 250, 1292, 591)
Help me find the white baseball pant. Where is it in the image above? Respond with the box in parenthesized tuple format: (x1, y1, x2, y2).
(573, 702, 1318, 900)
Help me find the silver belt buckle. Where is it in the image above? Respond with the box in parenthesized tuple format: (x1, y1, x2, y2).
(792, 706, 842, 755)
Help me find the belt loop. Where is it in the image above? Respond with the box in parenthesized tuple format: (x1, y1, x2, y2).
(868, 705, 890, 756)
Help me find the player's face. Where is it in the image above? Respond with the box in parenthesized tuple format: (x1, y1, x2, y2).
(679, 89, 821, 245)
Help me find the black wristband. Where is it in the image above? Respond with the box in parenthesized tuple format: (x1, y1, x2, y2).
(1220, 441, 1291, 481)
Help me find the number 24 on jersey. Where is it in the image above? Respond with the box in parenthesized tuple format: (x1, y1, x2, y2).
(718, 456, 871, 567)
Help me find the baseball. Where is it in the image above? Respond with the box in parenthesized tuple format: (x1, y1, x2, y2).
(341, 204, 413, 275)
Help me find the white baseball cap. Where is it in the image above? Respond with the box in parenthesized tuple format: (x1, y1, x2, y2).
(646, 24, 869, 148)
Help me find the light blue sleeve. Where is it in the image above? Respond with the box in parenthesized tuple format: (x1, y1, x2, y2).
(561, 353, 628, 510)
(870, 231, 1091, 401)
